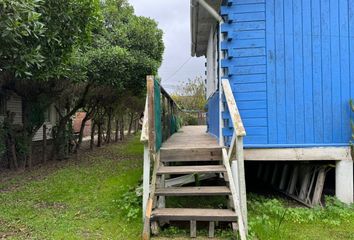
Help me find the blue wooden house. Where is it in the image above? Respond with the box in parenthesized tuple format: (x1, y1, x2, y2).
(191, 0, 353, 204)
(140, 1, 353, 239)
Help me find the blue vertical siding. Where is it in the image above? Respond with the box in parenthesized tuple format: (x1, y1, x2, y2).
(207, 91, 219, 139)
(208, 0, 354, 147)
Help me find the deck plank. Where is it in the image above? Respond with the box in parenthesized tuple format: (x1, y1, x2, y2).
(162, 126, 219, 149)
(152, 208, 237, 221)
(155, 186, 231, 196)
(160, 147, 222, 162)
(157, 165, 226, 175)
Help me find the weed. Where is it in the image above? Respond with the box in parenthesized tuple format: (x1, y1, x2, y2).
(114, 185, 142, 222)
(248, 194, 354, 240)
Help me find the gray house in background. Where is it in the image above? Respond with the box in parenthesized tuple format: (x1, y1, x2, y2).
(0, 93, 56, 142)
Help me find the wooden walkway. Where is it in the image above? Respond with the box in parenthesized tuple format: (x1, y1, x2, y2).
(161, 125, 219, 149)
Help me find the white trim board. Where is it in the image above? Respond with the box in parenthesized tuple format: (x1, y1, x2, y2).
(244, 147, 352, 161)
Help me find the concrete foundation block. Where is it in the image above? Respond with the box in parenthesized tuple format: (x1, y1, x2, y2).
(335, 160, 353, 204)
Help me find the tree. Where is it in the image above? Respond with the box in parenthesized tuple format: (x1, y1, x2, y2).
(173, 76, 206, 111)
(0, 0, 164, 167)
(172, 76, 206, 126)
(0, 0, 101, 166)
(52, 0, 164, 155)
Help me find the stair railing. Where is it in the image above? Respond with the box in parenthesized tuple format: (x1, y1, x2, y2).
(141, 75, 180, 240)
(220, 79, 248, 239)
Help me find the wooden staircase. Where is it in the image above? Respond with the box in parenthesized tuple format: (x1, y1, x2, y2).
(141, 76, 247, 239)
(149, 145, 238, 238)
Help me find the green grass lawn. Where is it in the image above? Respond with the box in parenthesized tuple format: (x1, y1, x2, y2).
(0, 136, 144, 239)
(0, 135, 353, 239)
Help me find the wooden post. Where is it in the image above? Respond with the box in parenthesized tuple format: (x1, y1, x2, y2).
(190, 220, 197, 238)
(208, 222, 215, 238)
(142, 75, 156, 240)
(147, 76, 155, 153)
(42, 124, 47, 163)
(299, 166, 311, 200)
(279, 164, 289, 190)
(157, 169, 165, 209)
(312, 167, 326, 205)
(287, 165, 299, 195)
(143, 144, 150, 220)
(236, 136, 247, 233)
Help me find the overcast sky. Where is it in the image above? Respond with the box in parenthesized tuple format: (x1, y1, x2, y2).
(128, 0, 206, 93)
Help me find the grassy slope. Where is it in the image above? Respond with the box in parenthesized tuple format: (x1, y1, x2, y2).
(0, 136, 353, 239)
(0, 136, 143, 240)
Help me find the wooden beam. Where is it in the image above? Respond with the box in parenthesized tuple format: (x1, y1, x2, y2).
(164, 173, 216, 187)
(312, 167, 327, 205)
(155, 186, 231, 196)
(160, 147, 222, 162)
(157, 165, 226, 175)
(152, 208, 237, 221)
(299, 166, 312, 200)
(287, 166, 299, 195)
(244, 147, 352, 161)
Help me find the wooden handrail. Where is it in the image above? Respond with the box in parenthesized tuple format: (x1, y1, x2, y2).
(220, 78, 248, 238)
(141, 75, 181, 240)
(221, 79, 246, 137)
(140, 75, 181, 144)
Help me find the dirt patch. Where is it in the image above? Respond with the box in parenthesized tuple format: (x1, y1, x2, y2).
(0, 219, 31, 239)
(34, 201, 68, 211)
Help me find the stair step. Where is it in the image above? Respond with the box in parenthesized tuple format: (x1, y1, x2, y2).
(160, 147, 222, 162)
(151, 208, 237, 221)
(155, 186, 231, 196)
(157, 165, 226, 175)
